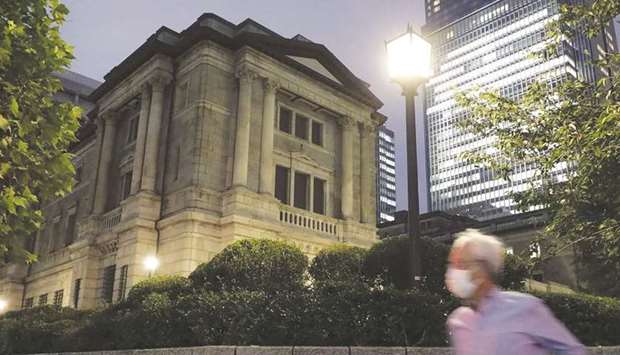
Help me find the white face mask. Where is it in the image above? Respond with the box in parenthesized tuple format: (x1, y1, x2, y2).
(445, 267, 480, 299)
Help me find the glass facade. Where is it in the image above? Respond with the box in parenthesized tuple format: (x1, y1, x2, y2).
(376, 126, 397, 223)
(424, 0, 598, 220)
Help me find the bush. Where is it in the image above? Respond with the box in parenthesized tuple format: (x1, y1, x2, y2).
(536, 292, 620, 346)
(0, 306, 91, 354)
(309, 245, 368, 285)
(73, 276, 194, 351)
(182, 289, 309, 346)
(500, 254, 529, 291)
(126, 275, 191, 305)
(189, 239, 308, 293)
(363, 236, 529, 294)
(302, 283, 458, 347)
(363, 236, 450, 293)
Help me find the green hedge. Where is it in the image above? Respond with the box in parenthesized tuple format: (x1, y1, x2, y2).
(309, 244, 368, 285)
(0, 306, 91, 354)
(189, 239, 308, 293)
(1, 238, 618, 353)
(536, 292, 620, 346)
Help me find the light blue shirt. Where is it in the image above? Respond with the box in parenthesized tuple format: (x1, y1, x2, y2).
(447, 288, 586, 355)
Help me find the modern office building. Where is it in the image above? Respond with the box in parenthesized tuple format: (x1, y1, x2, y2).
(423, 0, 617, 220)
(376, 126, 397, 223)
(0, 13, 385, 311)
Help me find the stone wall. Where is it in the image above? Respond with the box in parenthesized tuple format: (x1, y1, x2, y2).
(33, 345, 620, 355)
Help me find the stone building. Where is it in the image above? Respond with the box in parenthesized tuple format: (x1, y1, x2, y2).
(0, 14, 385, 311)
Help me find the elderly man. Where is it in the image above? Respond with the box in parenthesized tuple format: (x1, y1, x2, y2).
(445, 229, 585, 355)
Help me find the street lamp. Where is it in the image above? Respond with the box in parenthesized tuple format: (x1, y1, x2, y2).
(143, 255, 160, 277)
(0, 299, 8, 313)
(386, 25, 432, 287)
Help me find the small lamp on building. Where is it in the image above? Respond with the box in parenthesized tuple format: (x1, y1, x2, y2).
(143, 255, 160, 277)
(386, 25, 432, 286)
(0, 298, 8, 313)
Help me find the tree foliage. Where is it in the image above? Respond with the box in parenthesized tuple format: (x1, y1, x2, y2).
(0, 0, 80, 262)
(456, 0, 620, 296)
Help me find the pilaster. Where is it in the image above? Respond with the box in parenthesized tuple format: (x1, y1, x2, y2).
(93, 111, 119, 214)
(339, 116, 355, 220)
(232, 67, 257, 188)
(259, 78, 279, 195)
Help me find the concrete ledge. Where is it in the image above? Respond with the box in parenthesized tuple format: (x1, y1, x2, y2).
(32, 346, 620, 355)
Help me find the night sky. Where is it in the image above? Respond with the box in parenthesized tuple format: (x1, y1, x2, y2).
(59, 1, 620, 213)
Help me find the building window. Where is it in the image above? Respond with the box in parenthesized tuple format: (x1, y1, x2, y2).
(65, 211, 77, 247)
(127, 116, 139, 144)
(73, 279, 81, 308)
(313, 177, 326, 215)
(311, 121, 323, 146)
(279, 107, 293, 134)
(119, 171, 132, 201)
(295, 114, 309, 140)
(38, 293, 48, 306)
(102, 265, 116, 304)
(53, 290, 64, 306)
(23, 297, 34, 309)
(293, 172, 310, 210)
(118, 265, 129, 302)
(275, 166, 290, 204)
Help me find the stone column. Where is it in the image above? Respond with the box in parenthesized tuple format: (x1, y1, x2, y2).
(142, 76, 168, 192)
(259, 78, 278, 195)
(130, 84, 151, 194)
(232, 68, 255, 187)
(340, 116, 355, 219)
(93, 111, 118, 214)
(359, 122, 375, 224)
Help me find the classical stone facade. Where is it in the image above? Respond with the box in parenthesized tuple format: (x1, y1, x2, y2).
(0, 14, 385, 311)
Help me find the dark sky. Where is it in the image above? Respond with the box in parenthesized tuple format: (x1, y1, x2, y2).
(60, 0, 429, 212)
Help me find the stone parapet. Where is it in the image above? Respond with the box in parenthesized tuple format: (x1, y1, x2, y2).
(29, 346, 620, 355)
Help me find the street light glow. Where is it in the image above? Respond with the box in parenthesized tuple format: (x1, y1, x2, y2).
(143, 255, 160, 272)
(386, 26, 433, 83)
(0, 299, 7, 312)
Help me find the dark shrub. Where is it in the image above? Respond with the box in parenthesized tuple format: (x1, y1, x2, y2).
(0, 306, 90, 354)
(364, 236, 528, 293)
(309, 244, 368, 285)
(189, 239, 308, 293)
(182, 289, 309, 346)
(126, 275, 191, 305)
(74, 276, 194, 351)
(302, 283, 458, 347)
(363, 236, 450, 293)
(536, 292, 620, 346)
(500, 254, 529, 290)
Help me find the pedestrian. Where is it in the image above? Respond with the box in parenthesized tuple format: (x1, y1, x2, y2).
(445, 229, 585, 355)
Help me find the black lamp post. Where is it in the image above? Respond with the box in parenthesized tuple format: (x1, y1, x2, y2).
(386, 25, 432, 286)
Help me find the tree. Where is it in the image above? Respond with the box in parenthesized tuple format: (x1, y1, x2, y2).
(456, 1, 620, 296)
(0, 1, 80, 262)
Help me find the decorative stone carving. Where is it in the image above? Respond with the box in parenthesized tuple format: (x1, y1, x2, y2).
(263, 77, 280, 92)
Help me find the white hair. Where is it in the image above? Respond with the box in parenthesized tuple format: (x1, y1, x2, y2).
(453, 229, 506, 275)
